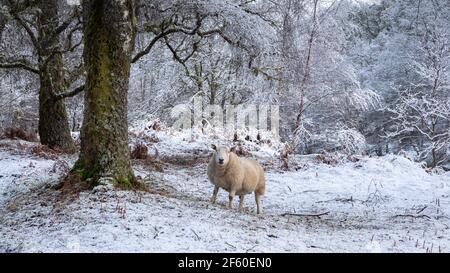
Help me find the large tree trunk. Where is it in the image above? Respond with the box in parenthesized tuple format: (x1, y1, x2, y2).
(73, 0, 135, 186)
(37, 0, 75, 150)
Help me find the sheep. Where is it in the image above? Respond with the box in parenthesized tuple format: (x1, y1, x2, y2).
(207, 144, 265, 214)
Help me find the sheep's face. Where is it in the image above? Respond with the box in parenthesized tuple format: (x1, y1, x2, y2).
(212, 144, 230, 167)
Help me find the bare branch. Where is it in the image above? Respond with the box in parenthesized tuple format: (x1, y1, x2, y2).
(63, 25, 82, 52)
(12, 13, 40, 51)
(52, 85, 85, 101)
(281, 211, 330, 217)
(0, 56, 39, 74)
(52, 6, 82, 39)
(66, 61, 85, 86)
(131, 28, 181, 63)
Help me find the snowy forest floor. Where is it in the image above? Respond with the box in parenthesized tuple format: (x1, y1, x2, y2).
(0, 134, 449, 253)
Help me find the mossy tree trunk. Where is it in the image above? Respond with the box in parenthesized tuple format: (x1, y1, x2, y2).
(37, 0, 75, 151)
(73, 0, 136, 186)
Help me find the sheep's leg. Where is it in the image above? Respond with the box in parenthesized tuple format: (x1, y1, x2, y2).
(238, 195, 245, 212)
(210, 186, 219, 204)
(228, 191, 235, 209)
(255, 194, 263, 214)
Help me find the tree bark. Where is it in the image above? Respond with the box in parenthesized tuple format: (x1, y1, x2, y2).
(73, 0, 135, 186)
(0, 10, 6, 42)
(37, 0, 75, 151)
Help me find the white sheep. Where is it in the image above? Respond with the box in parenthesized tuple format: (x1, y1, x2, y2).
(207, 144, 265, 214)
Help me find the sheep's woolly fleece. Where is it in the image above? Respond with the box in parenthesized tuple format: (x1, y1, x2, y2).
(207, 147, 265, 207)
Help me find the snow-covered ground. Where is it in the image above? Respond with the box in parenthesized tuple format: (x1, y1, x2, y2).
(0, 135, 449, 253)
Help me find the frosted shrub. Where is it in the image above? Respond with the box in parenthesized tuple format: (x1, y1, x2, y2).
(336, 128, 367, 155)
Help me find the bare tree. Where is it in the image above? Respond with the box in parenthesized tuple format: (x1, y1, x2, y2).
(0, 0, 83, 150)
(72, 0, 136, 186)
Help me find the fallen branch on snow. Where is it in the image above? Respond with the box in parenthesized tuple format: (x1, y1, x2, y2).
(415, 205, 427, 214)
(391, 214, 431, 220)
(281, 211, 330, 218)
(191, 229, 201, 241)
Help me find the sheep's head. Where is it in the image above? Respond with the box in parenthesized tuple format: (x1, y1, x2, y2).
(211, 144, 230, 167)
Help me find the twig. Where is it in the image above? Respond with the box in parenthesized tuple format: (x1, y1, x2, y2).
(317, 197, 360, 203)
(153, 226, 160, 239)
(391, 214, 431, 220)
(191, 229, 201, 241)
(225, 242, 236, 249)
(245, 245, 257, 253)
(416, 205, 427, 214)
(281, 211, 330, 217)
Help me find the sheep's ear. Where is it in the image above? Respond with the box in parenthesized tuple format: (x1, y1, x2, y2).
(211, 144, 217, 151)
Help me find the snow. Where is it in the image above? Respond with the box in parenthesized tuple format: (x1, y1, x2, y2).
(0, 138, 449, 253)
